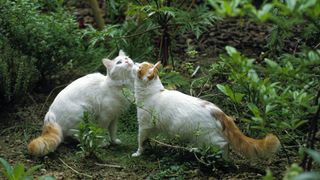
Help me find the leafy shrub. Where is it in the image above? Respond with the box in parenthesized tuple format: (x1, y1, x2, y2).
(263, 149, 320, 180)
(73, 112, 107, 158)
(0, 157, 54, 180)
(212, 46, 319, 141)
(0, 37, 39, 106)
(0, 0, 106, 77)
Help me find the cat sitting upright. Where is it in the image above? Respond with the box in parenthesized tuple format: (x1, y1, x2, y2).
(28, 50, 134, 156)
(131, 61, 280, 161)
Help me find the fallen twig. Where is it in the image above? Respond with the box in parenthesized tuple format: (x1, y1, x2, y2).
(94, 162, 122, 169)
(150, 138, 191, 152)
(0, 124, 38, 136)
(58, 158, 93, 178)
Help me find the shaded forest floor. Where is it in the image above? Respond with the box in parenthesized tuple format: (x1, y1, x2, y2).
(0, 102, 300, 179)
(0, 3, 308, 180)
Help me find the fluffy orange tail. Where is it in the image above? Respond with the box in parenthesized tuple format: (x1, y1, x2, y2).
(28, 122, 62, 156)
(215, 111, 280, 159)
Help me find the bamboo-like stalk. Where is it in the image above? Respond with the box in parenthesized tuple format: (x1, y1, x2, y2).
(87, 0, 105, 30)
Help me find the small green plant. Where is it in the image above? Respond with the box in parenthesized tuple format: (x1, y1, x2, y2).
(0, 157, 54, 180)
(0, 36, 39, 107)
(263, 149, 320, 180)
(159, 67, 190, 91)
(73, 111, 107, 158)
(147, 164, 187, 180)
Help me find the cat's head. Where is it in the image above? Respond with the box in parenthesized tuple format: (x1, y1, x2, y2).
(133, 61, 161, 82)
(102, 50, 134, 81)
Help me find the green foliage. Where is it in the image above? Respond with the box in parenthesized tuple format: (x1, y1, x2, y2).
(263, 150, 320, 179)
(212, 46, 319, 140)
(82, 20, 155, 61)
(0, 37, 39, 105)
(0, 0, 105, 77)
(0, 157, 54, 180)
(209, 0, 320, 53)
(159, 69, 190, 90)
(147, 164, 187, 180)
(73, 112, 107, 158)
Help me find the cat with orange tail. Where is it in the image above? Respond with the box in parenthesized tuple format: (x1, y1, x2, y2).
(28, 50, 135, 156)
(131, 61, 280, 161)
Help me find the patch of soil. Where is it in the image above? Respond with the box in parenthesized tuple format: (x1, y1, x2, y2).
(0, 99, 298, 179)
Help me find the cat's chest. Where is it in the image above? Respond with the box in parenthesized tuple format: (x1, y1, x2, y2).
(97, 93, 129, 112)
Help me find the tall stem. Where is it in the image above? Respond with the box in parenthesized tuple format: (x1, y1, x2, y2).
(301, 89, 320, 170)
(88, 0, 105, 30)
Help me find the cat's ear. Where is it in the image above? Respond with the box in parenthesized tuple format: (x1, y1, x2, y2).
(119, 50, 126, 56)
(147, 61, 161, 80)
(102, 58, 113, 69)
(153, 61, 161, 71)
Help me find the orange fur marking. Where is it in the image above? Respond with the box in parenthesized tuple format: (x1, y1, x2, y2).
(28, 122, 62, 156)
(138, 62, 161, 80)
(138, 63, 153, 80)
(211, 109, 280, 159)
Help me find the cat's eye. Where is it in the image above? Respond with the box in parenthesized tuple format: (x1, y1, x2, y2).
(116, 61, 122, 64)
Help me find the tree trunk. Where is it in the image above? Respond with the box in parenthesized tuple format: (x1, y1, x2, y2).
(87, 0, 105, 30)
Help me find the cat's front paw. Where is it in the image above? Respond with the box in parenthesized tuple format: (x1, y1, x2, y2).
(111, 138, 122, 145)
(131, 151, 142, 157)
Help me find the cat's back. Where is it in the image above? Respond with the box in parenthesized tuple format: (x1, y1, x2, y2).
(50, 73, 106, 106)
(60, 73, 105, 95)
(151, 89, 199, 105)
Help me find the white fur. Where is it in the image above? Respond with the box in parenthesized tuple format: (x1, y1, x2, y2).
(132, 63, 228, 157)
(44, 50, 134, 144)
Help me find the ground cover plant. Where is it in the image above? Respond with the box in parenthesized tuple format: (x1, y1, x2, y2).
(0, 0, 319, 179)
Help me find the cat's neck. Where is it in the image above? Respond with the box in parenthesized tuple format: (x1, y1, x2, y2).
(134, 77, 164, 100)
(106, 76, 133, 90)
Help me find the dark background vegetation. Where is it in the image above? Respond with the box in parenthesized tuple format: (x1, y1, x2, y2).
(0, 0, 319, 179)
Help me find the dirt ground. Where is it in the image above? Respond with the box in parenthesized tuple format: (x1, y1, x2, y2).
(0, 91, 301, 179)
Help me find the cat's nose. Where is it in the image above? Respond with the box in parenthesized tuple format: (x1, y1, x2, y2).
(125, 60, 128, 63)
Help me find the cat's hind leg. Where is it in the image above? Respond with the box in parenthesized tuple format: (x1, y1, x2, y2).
(222, 144, 230, 161)
(132, 128, 152, 157)
(108, 120, 121, 145)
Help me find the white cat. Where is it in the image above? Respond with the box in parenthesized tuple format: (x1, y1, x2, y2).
(131, 61, 280, 160)
(28, 50, 134, 156)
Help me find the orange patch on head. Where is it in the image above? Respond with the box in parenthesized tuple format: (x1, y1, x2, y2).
(138, 63, 153, 79)
(138, 62, 161, 80)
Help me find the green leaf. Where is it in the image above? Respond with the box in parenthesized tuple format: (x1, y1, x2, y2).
(38, 176, 56, 180)
(293, 120, 307, 129)
(223, 1, 232, 15)
(25, 164, 42, 177)
(216, 84, 233, 97)
(265, 58, 279, 69)
(257, 4, 273, 21)
(308, 51, 320, 62)
(265, 104, 277, 113)
(263, 169, 274, 180)
(225, 46, 238, 56)
(286, 0, 297, 11)
(12, 164, 25, 179)
(234, 92, 245, 104)
(292, 172, 320, 180)
(306, 149, 320, 164)
(247, 69, 259, 83)
(298, 0, 317, 12)
(0, 158, 13, 179)
(248, 103, 261, 117)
